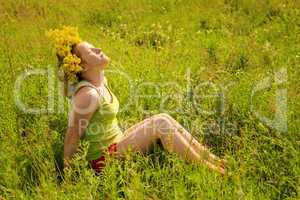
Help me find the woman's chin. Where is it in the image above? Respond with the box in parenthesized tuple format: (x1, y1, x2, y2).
(100, 61, 109, 69)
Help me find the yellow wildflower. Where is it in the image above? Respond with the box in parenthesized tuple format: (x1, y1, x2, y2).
(46, 25, 83, 83)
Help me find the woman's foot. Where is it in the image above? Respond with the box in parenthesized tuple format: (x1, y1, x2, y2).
(202, 159, 225, 176)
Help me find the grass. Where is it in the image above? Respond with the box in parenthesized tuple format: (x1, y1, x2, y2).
(0, 0, 299, 199)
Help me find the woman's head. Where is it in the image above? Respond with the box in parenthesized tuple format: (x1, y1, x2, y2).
(47, 26, 110, 96)
(73, 41, 110, 72)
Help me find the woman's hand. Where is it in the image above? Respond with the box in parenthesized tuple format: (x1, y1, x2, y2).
(63, 86, 100, 169)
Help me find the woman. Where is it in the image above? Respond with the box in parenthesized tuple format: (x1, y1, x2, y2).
(62, 40, 226, 175)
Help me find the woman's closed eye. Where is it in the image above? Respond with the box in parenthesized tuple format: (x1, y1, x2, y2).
(91, 47, 101, 54)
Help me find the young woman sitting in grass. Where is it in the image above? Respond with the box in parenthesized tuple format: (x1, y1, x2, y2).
(47, 26, 226, 176)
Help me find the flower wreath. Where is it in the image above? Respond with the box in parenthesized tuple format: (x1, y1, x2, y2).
(46, 26, 83, 84)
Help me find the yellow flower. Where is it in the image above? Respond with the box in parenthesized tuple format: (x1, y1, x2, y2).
(46, 26, 83, 83)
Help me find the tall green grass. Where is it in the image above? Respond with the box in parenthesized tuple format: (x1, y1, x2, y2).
(0, 0, 299, 199)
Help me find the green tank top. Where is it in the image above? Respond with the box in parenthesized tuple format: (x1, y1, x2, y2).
(72, 78, 124, 161)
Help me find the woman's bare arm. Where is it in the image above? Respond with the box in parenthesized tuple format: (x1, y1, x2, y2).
(63, 87, 99, 168)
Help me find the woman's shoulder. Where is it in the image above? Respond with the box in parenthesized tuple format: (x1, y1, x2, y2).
(72, 83, 100, 111)
(70, 76, 108, 103)
(72, 81, 99, 100)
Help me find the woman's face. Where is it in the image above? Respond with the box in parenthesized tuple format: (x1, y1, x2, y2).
(74, 41, 110, 70)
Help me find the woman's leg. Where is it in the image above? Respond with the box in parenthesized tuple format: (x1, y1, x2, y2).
(115, 114, 224, 174)
(157, 113, 226, 167)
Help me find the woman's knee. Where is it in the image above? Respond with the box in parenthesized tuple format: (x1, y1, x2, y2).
(150, 113, 175, 135)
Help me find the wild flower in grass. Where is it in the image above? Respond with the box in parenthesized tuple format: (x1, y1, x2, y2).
(134, 23, 171, 50)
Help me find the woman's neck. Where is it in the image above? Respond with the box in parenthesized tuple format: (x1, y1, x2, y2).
(82, 69, 105, 87)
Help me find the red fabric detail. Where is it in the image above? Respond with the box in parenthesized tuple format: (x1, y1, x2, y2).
(89, 143, 118, 173)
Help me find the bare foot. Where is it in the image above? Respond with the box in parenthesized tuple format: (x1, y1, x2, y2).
(203, 159, 225, 176)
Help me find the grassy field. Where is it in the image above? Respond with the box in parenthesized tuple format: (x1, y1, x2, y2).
(0, 0, 299, 199)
